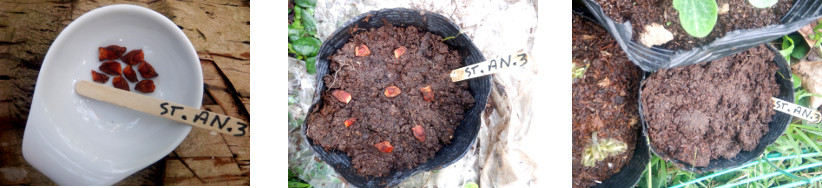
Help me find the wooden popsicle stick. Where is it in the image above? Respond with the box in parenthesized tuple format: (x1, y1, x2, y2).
(773, 97, 821, 123)
(449, 51, 531, 82)
(75, 80, 247, 136)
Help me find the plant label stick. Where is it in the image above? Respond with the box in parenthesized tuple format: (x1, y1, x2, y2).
(449, 51, 531, 82)
(75, 80, 248, 136)
(773, 97, 821, 123)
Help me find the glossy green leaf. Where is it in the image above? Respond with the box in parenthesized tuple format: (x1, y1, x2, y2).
(292, 37, 321, 57)
(295, 0, 316, 8)
(301, 7, 317, 34)
(673, 0, 717, 38)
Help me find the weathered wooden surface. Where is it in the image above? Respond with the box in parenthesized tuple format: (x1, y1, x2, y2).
(0, 0, 249, 185)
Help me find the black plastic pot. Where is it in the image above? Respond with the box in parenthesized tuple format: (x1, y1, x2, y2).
(637, 45, 794, 172)
(301, 8, 490, 188)
(573, 0, 822, 72)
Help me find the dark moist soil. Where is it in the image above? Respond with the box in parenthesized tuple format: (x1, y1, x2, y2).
(596, 0, 793, 50)
(305, 25, 475, 177)
(641, 44, 779, 167)
(572, 15, 642, 188)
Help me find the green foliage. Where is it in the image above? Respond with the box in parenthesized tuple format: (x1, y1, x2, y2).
(463, 182, 479, 188)
(780, 35, 795, 62)
(289, 0, 320, 74)
(289, 169, 312, 188)
(673, 0, 717, 38)
(789, 33, 810, 60)
(748, 0, 778, 8)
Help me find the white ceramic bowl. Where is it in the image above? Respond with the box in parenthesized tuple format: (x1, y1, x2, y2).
(22, 4, 202, 185)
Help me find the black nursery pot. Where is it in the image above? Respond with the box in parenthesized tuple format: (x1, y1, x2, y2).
(637, 45, 795, 172)
(301, 8, 490, 188)
(573, 0, 822, 72)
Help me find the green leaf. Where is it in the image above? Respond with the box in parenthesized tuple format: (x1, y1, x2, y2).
(463, 182, 478, 188)
(292, 37, 321, 57)
(301, 7, 317, 34)
(748, 0, 778, 8)
(288, 182, 311, 188)
(293, 6, 302, 21)
(306, 56, 317, 74)
(289, 27, 305, 42)
(792, 74, 802, 89)
(295, 0, 316, 8)
(789, 33, 810, 60)
(780, 35, 795, 62)
(673, 0, 718, 38)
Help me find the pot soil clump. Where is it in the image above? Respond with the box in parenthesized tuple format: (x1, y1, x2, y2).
(306, 25, 475, 177)
(596, 0, 793, 50)
(641, 44, 779, 167)
(572, 15, 643, 187)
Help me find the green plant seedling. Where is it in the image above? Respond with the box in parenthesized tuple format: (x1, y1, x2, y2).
(673, 0, 718, 38)
(582, 132, 627, 167)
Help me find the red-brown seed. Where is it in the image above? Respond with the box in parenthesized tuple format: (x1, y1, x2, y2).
(344, 118, 356, 127)
(123, 65, 138, 82)
(420, 85, 434, 102)
(384, 86, 401, 98)
(394, 46, 407, 58)
(99, 61, 122, 75)
(122, 49, 144, 65)
(135, 80, 155, 93)
(112, 76, 129, 91)
(355, 44, 370, 57)
(91, 70, 109, 83)
(412, 125, 425, 142)
(332, 90, 352, 103)
(138, 61, 159, 78)
(99, 45, 126, 61)
(374, 141, 393, 153)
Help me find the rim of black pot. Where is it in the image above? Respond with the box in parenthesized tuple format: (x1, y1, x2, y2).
(574, 0, 821, 72)
(301, 8, 491, 188)
(638, 44, 794, 172)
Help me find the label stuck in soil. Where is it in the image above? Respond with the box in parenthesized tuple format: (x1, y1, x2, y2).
(773, 97, 821, 123)
(449, 51, 530, 82)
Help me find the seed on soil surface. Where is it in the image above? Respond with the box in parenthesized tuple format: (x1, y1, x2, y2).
(123, 65, 138, 82)
(99, 61, 122, 75)
(384, 86, 402, 98)
(99, 45, 126, 61)
(374, 141, 393, 153)
(355, 44, 371, 57)
(420, 85, 434, 102)
(135, 80, 155, 93)
(91, 70, 109, 83)
(412, 125, 425, 142)
(122, 49, 144, 65)
(332, 90, 352, 103)
(112, 76, 129, 91)
(394, 46, 407, 58)
(344, 117, 357, 127)
(138, 61, 159, 78)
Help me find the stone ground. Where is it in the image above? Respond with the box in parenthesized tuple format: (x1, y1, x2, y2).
(0, 0, 249, 185)
(288, 0, 540, 187)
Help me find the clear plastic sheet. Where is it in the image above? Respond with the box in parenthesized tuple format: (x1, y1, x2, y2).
(287, 0, 539, 187)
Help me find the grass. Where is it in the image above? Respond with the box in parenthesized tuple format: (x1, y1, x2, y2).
(636, 32, 822, 187)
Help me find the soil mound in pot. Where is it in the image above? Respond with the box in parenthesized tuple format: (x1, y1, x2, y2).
(596, 0, 793, 50)
(641, 44, 779, 167)
(305, 25, 475, 177)
(572, 15, 643, 188)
